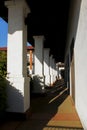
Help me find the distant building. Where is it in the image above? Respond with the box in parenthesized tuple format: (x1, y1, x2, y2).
(0, 45, 34, 76)
(56, 62, 65, 79)
(27, 46, 34, 75)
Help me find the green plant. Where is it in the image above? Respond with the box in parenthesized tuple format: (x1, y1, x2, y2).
(0, 51, 7, 78)
(0, 51, 7, 113)
(0, 78, 7, 112)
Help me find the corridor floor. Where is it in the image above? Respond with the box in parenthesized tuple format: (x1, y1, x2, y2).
(0, 87, 83, 130)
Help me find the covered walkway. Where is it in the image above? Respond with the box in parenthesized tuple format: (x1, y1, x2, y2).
(0, 81, 83, 130)
(0, 0, 87, 129)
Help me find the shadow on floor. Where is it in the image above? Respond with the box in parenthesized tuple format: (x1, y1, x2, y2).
(0, 88, 83, 130)
(15, 91, 68, 130)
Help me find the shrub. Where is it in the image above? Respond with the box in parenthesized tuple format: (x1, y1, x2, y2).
(0, 51, 7, 113)
(0, 78, 7, 113)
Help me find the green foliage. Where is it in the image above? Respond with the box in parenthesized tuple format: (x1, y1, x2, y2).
(0, 51, 7, 113)
(0, 51, 7, 78)
(0, 79, 7, 112)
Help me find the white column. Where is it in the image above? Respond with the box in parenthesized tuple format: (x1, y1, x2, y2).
(52, 58, 54, 83)
(5, 0, 30, 113)
(33, 36, 45, 93)
(44, 48, 50, 86)
(33, 36, 44, 76)
(55, 63, 58, 80)
(56, 63, 59, 79)
(50, 55, 54, 86)
(53, 59, 57, 83)
(55, 64, 58, 80)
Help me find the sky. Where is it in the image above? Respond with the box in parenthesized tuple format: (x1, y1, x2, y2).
(0, 17, 8, 47)
(0, 17, 31, 47)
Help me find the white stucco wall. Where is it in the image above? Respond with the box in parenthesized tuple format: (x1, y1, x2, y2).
(65, 0, 81, 58)
(65, 0, 87, 129)
(74, 0, 87, 129)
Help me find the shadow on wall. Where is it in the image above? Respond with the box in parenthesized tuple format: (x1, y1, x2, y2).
(0, 78, 24, 120)
(6, 80, 24, 112)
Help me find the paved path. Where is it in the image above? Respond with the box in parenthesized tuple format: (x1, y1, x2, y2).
(0, 86, 83, 130)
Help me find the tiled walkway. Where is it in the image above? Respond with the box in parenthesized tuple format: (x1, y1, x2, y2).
(0, 87, 84, 130)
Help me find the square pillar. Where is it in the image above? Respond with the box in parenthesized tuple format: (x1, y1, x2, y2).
(50, 55, 54, 86)
(33, 36, 44, 76)
(44, 48, 50, 86)
(33, 36, 45, 93)
(52, 58, 56, 83)
(5, 0, 30, 113)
